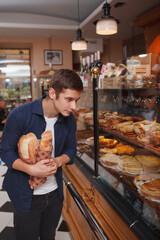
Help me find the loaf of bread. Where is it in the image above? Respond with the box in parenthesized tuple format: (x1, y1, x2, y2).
(40, 130, 53, 152)
(18, 133, 39, 164)
(18, 130, 53, 189)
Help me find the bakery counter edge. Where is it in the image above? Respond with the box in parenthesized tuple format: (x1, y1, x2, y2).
(62, 156, 160, 240)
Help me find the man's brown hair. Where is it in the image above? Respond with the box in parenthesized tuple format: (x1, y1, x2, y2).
(49, 69, 83, 98)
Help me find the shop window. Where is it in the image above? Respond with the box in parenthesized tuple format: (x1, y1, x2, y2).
(0, 49, 31, 112)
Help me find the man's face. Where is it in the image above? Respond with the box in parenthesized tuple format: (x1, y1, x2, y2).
(53, 89, 81, 117)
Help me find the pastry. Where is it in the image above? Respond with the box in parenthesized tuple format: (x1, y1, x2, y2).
(135, 155, 160, 172)
(133, 120, 153, 138)
(150, 130, 160, 147)
(100, 153, 121, 166)
(136, 136, 150, 144)
(99, 147, 118, 154)
(99, 119, 107, 126)
(118, 155, 143, 174)
(110, 121, 133, 130)
(141, 179, 160, 200)
(133, 173, 160, 189)
(118, 124, 134, 133)
(117, 145, 135, 155)
(86, 136, 104, 145)
(103, 117, 121, 128)
(99, 138, 118, 148)
(122, 116, 133, 121)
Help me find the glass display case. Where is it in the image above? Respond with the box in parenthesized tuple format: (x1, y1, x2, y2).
(75, 53, 160, 239)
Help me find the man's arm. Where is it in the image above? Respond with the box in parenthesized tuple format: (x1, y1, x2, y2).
(12, 158, 58, 177)
(59, 114, 77, 165)
(54, 154, 70, 167)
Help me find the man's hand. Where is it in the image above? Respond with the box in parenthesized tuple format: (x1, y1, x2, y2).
(12, 154, 70, 177)
(12, 158, 57, 177)
(29, 159, 58, 177)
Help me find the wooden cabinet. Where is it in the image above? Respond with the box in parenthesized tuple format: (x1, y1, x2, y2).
(63, 163, 139, 240)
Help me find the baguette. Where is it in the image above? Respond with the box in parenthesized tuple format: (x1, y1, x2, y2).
(18, 132, 39, 164)
(18, 130, 53, 189)
(40, 130, 53, 152)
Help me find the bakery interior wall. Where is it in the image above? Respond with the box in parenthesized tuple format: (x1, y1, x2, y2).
(1, 4, 159, 100)
(0, 38, 72, 99)
(0, 38, 73, 74)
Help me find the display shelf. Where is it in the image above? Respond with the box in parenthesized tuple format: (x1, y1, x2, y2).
(100, 127, 160, 158)
(74, 55, 160, 239)
(74, 157, 160, 240)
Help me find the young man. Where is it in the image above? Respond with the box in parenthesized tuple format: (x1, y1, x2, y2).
(1, 69, 83, 240)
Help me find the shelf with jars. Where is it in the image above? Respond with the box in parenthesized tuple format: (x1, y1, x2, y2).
(63, 54, 160, 240)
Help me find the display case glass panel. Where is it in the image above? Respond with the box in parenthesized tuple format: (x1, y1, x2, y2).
(75, 54, 160, 237)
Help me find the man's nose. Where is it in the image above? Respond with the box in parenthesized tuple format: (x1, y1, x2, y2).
(70, 101, 77, 110)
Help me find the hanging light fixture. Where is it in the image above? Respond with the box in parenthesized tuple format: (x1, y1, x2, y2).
(71, 0, 87, 51)
(93, 1, 119, 35)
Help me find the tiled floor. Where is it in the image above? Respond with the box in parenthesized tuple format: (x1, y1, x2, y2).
(0, 161, 72, 240)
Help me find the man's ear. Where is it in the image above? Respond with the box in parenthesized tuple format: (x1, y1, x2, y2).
(49, 88, 56, 100)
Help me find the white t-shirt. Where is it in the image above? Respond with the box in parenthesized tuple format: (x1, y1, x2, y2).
(33, 116, 58, 195)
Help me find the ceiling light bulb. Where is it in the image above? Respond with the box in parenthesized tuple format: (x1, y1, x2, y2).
(96, 18, 117, 35)
(72, 40, 87, 51)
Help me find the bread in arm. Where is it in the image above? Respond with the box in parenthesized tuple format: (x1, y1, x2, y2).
(18, 133, 39, 164)
(18, 130, 53, 189)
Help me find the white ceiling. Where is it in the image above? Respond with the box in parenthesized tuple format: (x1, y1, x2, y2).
(0, 0, 159, 41)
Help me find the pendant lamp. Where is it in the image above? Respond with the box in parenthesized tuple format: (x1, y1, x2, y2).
(71, 0, 87, 51)
(94, 1, 119, 35)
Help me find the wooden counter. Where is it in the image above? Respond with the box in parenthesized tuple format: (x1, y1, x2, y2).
(62, 162, 139, 240)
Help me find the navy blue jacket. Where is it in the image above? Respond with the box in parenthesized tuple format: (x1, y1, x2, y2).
(1, 96, 76, 211)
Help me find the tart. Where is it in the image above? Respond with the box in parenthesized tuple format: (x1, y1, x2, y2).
(135, 155, 160, 172)
(141, 179, 160, 200)
(133, 173, 160, 189)
(100, 153, 121, 166)
(118, 155, 143, 174)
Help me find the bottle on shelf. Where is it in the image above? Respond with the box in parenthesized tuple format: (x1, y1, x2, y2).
(90, 54, 94, 72)
(82, 57, 87, 73)
(79, 55, 83, 73)
(86, 56, 90, 75)
(94, 52, 97, 67)
(96, 50, 102, 71)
